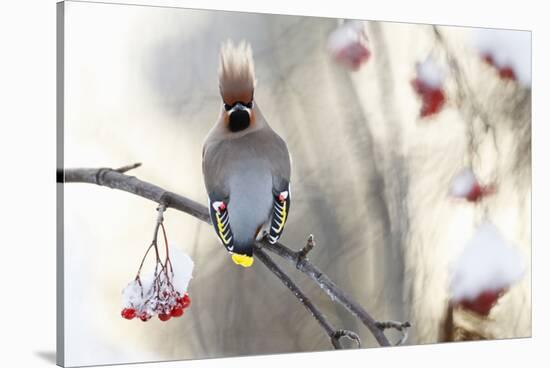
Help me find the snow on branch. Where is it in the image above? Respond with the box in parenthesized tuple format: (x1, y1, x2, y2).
(62, 163, 411, 348)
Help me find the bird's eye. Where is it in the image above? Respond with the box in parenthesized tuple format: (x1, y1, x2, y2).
(244, 101, 253, 109)
(224, 103, 232, 111)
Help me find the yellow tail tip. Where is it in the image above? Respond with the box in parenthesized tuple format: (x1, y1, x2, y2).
(231, 253, 254, 267)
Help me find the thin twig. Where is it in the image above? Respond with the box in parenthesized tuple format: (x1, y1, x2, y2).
(375, 320, 412, 345)
(432, 26, 500, 162)
(331, 329, 362, 349)
(260, 239, 392, 346)
(375, 320, 412, 331)
(297, 234, 315, 263)
(115, 162, 142, 173)
(254, 247, 361, 349)
(63, 164, 410, 347)
(152, 203, 166, 247)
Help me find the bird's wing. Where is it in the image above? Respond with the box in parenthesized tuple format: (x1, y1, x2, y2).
(208, 197, 235, 252)
(267, 184, 291, 244)
(203, 140, 235, 252)
(267, 132, 292, 244)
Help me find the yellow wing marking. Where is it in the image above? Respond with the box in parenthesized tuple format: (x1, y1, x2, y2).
(274, 201, 287, 234)
(216, 212, 231, 244)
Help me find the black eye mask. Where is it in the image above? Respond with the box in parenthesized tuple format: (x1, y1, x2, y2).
(224, 101, 253, 111)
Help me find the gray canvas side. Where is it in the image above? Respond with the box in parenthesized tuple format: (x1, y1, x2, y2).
(56, 1, 65, 367)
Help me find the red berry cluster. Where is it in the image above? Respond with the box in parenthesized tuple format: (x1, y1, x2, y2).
(157, 292, 191, 322)
(122, 213, 194, 323)
(334, 43, 371, 71)
(450, 169, 497, 203)
(411, 78, 446, 118)
(456, 288, 505, 316)
(328, 22, 371, 72)
(121, 291, 191, 322)
(482, 54, 516, 81)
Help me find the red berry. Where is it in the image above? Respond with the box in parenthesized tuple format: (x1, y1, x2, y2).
(121, 308, 136, 320)
(170, 306, 184, 317)
(458, 289, 505, 316)
(465, 183, 496, 202)
(139, 313, 151, 322)
(158, 313, 171, 322)
(499, 66, 516, 80)
(411, 79, 428, 95)
(334, 43, 371, 71)
(481, 53, 516, 81)
(411, 79, 446, 118)
(181, 294, 191, 309)
(420, 89, 445, 117)
(482, 54, 495, 67)
(466, 183, 483, 202)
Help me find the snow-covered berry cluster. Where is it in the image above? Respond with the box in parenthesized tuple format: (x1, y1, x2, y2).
(449, 222, 525, 317)
(327, 21, 371, 71)
(457, 289, 506, 316)
(121, 277, 192, 322)
(482, 54, 516, 81)
(411, 57, 446, 118)
(449, 168, 496, 203)
(120, 219, 194, 323)
(471, 28, 531, 87)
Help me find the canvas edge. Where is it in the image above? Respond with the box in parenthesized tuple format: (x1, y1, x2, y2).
(56, 1, 65, 367)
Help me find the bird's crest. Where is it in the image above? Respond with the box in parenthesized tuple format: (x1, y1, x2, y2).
(218, 40, 256, 105)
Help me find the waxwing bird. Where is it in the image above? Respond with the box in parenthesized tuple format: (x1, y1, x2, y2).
(202, 40, 291, 268)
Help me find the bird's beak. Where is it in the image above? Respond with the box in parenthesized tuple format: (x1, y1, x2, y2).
(231, 253, 254, 267)
(229, 102, 247, 114)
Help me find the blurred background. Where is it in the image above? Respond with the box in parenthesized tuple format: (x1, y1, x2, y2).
(61, 1, 531, 366)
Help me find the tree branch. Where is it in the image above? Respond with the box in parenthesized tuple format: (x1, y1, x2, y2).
(63, 164, 410, 347)
(254, 248, 360, 349)
(63, 165, 210, 223)
(259, 239, 392, 346)
(432, 26, 500, 162)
